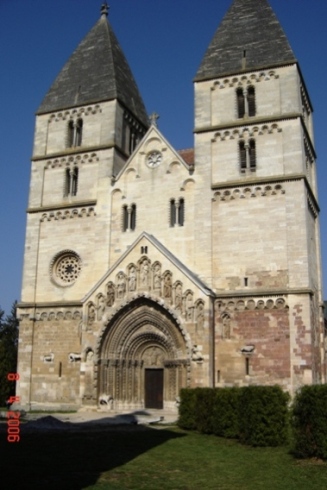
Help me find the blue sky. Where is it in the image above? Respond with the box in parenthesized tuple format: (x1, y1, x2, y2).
(1, 0, 327, 314)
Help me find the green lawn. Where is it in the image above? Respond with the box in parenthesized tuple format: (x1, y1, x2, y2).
(2, 424, 327, 489)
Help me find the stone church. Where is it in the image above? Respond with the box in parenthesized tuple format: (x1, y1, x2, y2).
(17, 0, 325, 411)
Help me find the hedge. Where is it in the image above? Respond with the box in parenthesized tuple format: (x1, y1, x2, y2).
(292, 384, 327, 459)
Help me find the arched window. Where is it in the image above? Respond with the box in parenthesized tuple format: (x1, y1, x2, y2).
(64, 167, 79, 196)
(122, 204, 137, 232)
(236, 86, 256, 118)
(249, 139, 256, 170)
(170, 198, 185, 227)
(239, 139, 256, 173)
(247, 86, 256, 117)
(239, 140, 247, 172)
(178, 198, 185, 226)
(236, 88, 245, 118)
(130, 204, 136, 231)
(67, 119, 83, 148)
(75, 119, 83, 147)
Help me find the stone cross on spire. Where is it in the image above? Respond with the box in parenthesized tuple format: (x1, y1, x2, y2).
(101, 2, 109, 18)
(149, 112, 159, 127)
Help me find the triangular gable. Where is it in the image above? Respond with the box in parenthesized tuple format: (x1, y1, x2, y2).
(113, 125, 192, 182)
(83, 232, 214, 303)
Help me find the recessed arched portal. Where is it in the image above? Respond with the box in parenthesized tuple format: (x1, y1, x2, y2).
(97, 298, 190, 410)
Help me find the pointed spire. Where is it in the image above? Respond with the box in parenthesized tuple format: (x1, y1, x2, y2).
(37, 11, 148, 127)
(195, 0, 296, 81)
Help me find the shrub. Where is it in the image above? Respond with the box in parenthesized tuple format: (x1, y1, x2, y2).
(292, 384, 327, 459)
(178, 388, 199, 430)
(238, 385, 290, 447)
(195, 388, 216, 434)
(212, 387, 240, 438)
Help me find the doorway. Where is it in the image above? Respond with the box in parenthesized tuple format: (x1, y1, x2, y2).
(145, 369, 164, 409)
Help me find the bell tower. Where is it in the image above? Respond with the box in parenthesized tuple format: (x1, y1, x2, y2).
(193, 0, 324, 389)
(17, 4, 148, 407)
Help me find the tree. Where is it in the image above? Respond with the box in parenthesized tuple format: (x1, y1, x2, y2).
(0, 301, 19, 406)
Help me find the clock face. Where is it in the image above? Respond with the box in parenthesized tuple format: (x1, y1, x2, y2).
(147, 151, 162, 168)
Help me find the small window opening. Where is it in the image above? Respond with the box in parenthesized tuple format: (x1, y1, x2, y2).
(244, 277, 248, 287)
(59, 362, 62, 378)
(67, 119, 83, 148)
(141, 246, 148, 254)
(245, 358, 250, 376)
(247, 86, 256, 117)
(64, 167, 79, 197)
(170, 198, 185, 227)
(237, 88, 245, 118)
(217, 370, 221, 383)
(123, 204, 137, 232)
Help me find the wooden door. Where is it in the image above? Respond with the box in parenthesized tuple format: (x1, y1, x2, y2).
(145, 369, 164, 409)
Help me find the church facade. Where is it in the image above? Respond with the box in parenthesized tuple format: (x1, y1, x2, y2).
(17, 0, 325, 411)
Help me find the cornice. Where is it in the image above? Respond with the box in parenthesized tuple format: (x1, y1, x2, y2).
(17, 301, 83, 309)
(214, 288, 314, 299)
(27, 200, 97, 214)
(32, 143, 129, 162)
(194, 113, 301, 135)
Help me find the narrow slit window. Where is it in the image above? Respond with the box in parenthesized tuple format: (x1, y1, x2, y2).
(249, 139, 256, 171)
(247, 86, 256, 117)
(239, 141, 247, 172)
(237, 88, 245, 118)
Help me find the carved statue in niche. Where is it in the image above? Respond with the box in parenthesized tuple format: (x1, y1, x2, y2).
(117, 272, 126, 299)
(196, 301, 205, 331)
(185, 292, 194, 321)
(97, 294, 105, 321)
(163, 273, 172, 300)
(84, 350, 94, 398)
(140, 259, 150, 287)
(106, 282, 115, 307)
(175, 284, 183, 312)
(222, 312, 231, 339)
(87, 303, 96, 326)
(128, 265, 137, 292)
(153, 264, 161, 290)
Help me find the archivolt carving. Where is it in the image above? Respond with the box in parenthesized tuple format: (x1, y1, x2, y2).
(40, 207, 96, 222)
(44, 153, 99, 169)
(48, 105, 102, 123)
(34, 309, 82, 321)
(96, 295, 192, 358)
(215, 297, 287, 314)
(212, 123, 281, 142)
(213, 184, 285, 202)
(211, 70, 278, 90)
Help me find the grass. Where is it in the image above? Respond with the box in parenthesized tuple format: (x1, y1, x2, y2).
(2, 424, 327, 489)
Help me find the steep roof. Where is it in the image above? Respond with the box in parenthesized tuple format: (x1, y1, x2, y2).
(37, 12, 148, 126)
(195, 0, 296, 81)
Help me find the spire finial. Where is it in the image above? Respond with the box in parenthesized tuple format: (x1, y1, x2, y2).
(100, 2, 109, 18)
(149, 112, 160, 127)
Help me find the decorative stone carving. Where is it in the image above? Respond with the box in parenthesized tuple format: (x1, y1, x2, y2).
(163, 272, 172, 300)
(86, 350, 94, 363)
(69, 353, 82, 362)
(106, 282, 115, 307)
(153, 263, 162, 290)
(140, 259, 150, 288)
(191, 345, 203, 363)
(40, 207, 96, 222)
(185, 291, 194, 321)
(142, 346, 164, 366)
(174, 282, 183, 312)
(221, 312, 231, 339)
(97, 294, 105, 321)
(87, 302, 96, 326)
(43, 353, 54, 363)
(128, 265, 137, 292)
(195, 300, 205, 331)
(213, 184, 285, 202)
(116, 272, 126, 299)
